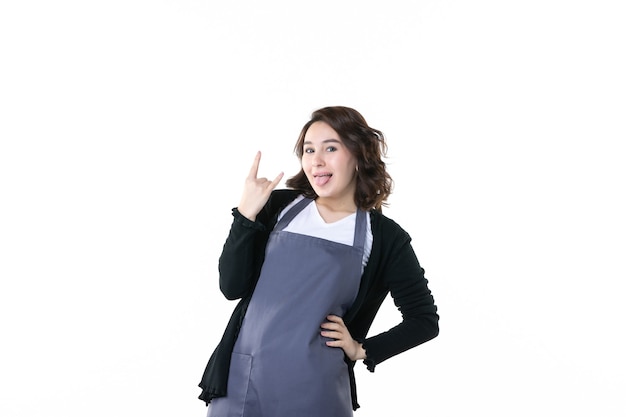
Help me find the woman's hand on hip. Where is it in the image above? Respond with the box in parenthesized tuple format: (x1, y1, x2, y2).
(237, 151, 284, 221)
(321, 315, 367, 361)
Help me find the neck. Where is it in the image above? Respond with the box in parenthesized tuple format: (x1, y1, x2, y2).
(314, 197, 357, 214)
(314, 198, 357, 223)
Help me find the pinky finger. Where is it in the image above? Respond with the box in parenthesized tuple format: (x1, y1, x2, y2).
(269, 172, 284, 189)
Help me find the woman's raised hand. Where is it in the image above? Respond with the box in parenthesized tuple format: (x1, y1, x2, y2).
(237, 151, 284, 221)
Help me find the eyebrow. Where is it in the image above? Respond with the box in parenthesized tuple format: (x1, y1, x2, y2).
(303, 139, 341, 145)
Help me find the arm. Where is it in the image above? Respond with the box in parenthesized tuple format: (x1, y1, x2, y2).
(217, 151, 283, 300)
(321, 220, 438, 366)
(361, 233, 439, 371)
(218, 208, 267, 300)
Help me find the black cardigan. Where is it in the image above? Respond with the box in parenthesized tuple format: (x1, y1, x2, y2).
(198, 189, 439, 410)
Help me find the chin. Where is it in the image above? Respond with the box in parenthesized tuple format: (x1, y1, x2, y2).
(309, 186, 325, 196)
(315, 190, 335, 199)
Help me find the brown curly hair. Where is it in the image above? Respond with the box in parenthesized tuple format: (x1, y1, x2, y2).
(285, 106, 393, 211)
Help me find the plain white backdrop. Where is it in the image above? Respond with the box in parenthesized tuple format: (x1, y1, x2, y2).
(1, 1, 625, 416)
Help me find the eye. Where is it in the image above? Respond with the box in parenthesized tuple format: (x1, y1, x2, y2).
(304, 147, 314, 154)
(326, 146, 337, 152)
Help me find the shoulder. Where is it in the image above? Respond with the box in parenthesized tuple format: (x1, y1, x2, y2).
(257, 189, 301, 226)
(369, 209, 412, 244)
(267, 189, 300, 210)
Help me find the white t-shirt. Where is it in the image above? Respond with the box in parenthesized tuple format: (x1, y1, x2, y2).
(277, 195, 373, 269)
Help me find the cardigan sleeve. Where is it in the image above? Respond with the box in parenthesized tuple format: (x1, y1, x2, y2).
(217, 190, 298, 300)
(361, 231, 439, 372)
(218, 208, 267, 300)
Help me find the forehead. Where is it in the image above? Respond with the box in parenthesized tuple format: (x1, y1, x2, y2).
(303, 121, 341, 143)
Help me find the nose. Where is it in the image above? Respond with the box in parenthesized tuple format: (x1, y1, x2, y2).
(312, 153, 324, 167)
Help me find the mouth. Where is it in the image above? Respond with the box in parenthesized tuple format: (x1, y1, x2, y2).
(312, 173, 332, 186)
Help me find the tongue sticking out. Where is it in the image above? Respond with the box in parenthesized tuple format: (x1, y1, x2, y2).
(314, 174, 332, 186)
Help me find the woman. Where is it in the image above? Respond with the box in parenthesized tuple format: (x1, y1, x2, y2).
(199, 106, 439, 416)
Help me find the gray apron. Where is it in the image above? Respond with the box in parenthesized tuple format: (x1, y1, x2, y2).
(208, 197, 366, 417)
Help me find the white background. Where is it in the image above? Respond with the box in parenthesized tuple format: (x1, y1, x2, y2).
(1, 1, 625, 416)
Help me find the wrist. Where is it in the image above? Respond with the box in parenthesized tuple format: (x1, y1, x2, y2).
(353, 342, 367, 361)
(236, 207, 257, 222)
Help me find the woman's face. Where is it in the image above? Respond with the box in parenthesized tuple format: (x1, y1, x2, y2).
(301, 121, 358, 208)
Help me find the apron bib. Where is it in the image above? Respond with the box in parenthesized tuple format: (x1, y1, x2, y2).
(208, 198, 366, 417)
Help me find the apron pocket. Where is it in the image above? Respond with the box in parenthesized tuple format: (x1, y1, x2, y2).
(208, 352, 252, 417)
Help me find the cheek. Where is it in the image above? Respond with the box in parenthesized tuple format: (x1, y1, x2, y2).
(343, 156, 357, 172)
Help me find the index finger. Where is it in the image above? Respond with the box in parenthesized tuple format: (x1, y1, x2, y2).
(326, 315, 343, 323)
(247, 151, 261, 179)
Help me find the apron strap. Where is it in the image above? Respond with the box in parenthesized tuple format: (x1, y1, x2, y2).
(274, 197, 314, 231)
(353, 208, 367, 252)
